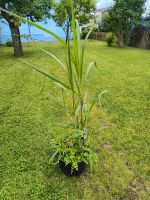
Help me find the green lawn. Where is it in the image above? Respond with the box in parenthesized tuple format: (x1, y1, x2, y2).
(0, 41, 150, 200)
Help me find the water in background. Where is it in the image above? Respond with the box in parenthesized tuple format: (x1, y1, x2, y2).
(0, 19, 66, 44)
(1, 34, 65, 44)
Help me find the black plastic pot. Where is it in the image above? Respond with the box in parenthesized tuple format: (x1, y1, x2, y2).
(59, 160, 86, 176)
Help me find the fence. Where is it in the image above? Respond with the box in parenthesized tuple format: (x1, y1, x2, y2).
(129, 27, 150, 49)
(1, 31, 149, 49)
(91, 30, 150, 49)
(90, 32, 106, 41)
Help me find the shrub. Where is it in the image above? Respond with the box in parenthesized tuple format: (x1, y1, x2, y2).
(50, 129, 97, 172)
(81, 29, 88, 39)
(5, 40, 13, 47)
(106, 32, 115, 46)
(1, 0, 107, 175)
(81, 23, 98, 40)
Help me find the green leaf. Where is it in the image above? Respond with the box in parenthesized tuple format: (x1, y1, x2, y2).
(0, 7, 66, 47)
(89, 90, 108, 113)
(84, 61, 97, 82)
(74, 102, 80, 119)
(19, 59, 72, 91)
(49, 151, 59, 165)
(80, 27, 94, 74)
(41, 49, 67, 72)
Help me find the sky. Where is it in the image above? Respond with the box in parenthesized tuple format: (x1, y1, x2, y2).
(97, 0, 150, 14)
(1, 0, 150, 43)
(145, 0, 150, 13)
(97, 0, 113, 8)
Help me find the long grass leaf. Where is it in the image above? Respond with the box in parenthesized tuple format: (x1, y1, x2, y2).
(41, 49, 66, 72)
(83, 92, 88, 126)
(80, 28, 94, 72)
(66, 18, 75, 92)
(70, 0, 79, 78)
(89, 90, 108, 113)
(0, 8, 66, 47)
(84, 61, 97, 82)
(75, 102, 80, 119)
(76, 19, 81, 81)
(19, 59, 72, 91)
(49, 151, 59, 164)
(85, 28, 94, 41)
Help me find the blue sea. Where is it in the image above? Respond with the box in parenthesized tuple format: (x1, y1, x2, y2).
(0, 19, 66, 44)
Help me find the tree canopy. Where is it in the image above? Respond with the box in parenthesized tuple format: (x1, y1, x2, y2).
(102, 0, 146, 47)
(53, 0, 96, 32)
(145, 10, 150, 29)
(0, 0, 53, 20)
(0, 0, 53, 56)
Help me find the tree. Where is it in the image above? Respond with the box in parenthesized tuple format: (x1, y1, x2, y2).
(53, 0, 96, 42)
(0, 20, 2, 45)
(0, 0, 53, 57)
(102, 0, 146, 47)
(145, 10, 150, 29)
(98, 11, 110, 32)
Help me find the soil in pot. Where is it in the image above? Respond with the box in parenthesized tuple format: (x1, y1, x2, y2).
(59, 160, 86, 176)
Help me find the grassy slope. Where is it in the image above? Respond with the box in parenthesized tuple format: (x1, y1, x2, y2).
(0, 41, 150, 200)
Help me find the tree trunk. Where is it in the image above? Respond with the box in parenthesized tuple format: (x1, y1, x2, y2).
(118, 31, 125, 48)
(9, 22, 23, 57)
(1, 8, 23, 57)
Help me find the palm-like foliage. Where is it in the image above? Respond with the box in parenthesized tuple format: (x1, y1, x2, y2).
(0, 0, 107, 129)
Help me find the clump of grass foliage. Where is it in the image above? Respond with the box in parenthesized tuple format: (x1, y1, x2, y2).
(0, 0, 107, 173)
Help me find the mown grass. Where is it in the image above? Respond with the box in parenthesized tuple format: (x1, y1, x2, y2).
(0, 41, 150, 200)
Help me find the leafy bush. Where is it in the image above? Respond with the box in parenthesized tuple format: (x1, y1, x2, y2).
(81, 22, 98, 40)
(5, 40, 13, 47)
(81, 29, 88, 39)
(50, 129, 97, 171)
(106, 32, 115, 46)
(1, 0, 107, 174)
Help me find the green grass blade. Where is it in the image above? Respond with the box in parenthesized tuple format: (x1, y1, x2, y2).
(89, 90, 108, 113)
(84, 61, 97, 83)
(19, 59, 72, 91)
(74, 102, 80, 120)
(83, 92, 88, 126)
(74, 74, 81, 95)
(0, 7, 66, 47)
(85, 28, 94, 41)
(41, 49, 67, 73)
(80, 28, 94, 72)
(66, 24, 74, 92)
(76, 19, 81, 81)
(70, 0, 79, 78)
(49, 151, 59, 165)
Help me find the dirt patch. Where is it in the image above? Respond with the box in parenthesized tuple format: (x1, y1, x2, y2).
(101, 143, 112, 150)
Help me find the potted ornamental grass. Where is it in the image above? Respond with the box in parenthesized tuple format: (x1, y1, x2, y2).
(0, 0, 107, 176)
